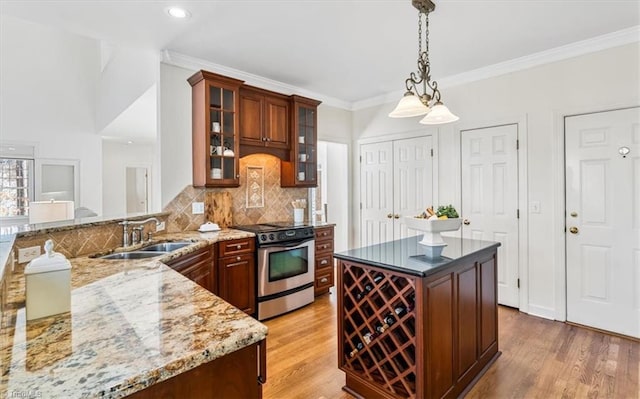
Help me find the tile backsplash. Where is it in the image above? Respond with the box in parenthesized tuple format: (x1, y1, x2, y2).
(165, 154, 309, 232)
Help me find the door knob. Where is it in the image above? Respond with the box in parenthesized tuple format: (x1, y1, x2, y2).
(463, 219, 470, 225)
(569, 226, 579, 234)
(394, 214, 400, 219)
(387, 213, 393, 219)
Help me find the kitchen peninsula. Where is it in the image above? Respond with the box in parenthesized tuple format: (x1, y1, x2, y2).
(334, 236, 501, 399)
(0, 229, 267, 399)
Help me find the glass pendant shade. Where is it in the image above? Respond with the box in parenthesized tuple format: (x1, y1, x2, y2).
(419, 102, 459, 125)
(389, 92, 429, 118)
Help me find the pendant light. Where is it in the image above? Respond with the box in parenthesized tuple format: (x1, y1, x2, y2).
(389, 0, 458, 125)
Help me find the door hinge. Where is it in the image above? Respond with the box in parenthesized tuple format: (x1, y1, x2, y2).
(517, 278, 520, 288)
(516, 139, 519, 150)
(359, 155, 362, 163)
(430, 148, 434, 157)
(360, 202, 362, 210)
(517, 209, 520, 218)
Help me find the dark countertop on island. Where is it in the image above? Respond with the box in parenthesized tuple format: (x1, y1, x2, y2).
(334, 235, 500, 277)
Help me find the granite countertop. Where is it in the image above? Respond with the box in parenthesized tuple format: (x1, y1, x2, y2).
(334, 235, 501, 277)
(0, 229, 267, 399)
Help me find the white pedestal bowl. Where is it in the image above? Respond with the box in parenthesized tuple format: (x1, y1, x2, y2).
(404, 217, 462, 258)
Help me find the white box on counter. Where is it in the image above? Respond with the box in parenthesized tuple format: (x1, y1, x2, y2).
(24, 240, 71, 321)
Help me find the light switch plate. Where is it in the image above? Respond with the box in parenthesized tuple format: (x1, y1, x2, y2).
(18, 246, 41, 263)
(529, 201, 541, 213)
(192, 202, 205, 214)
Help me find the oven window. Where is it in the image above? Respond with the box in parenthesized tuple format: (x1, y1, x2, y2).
(269, 247, 308, 282)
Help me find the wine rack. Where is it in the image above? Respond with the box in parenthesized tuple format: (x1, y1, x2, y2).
(340, 262, 418, 398)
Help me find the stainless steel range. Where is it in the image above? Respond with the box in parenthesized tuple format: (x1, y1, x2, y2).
(233, 222, 315, 320)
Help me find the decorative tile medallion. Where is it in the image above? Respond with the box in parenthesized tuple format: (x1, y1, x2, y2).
(246, 166, 265, 208)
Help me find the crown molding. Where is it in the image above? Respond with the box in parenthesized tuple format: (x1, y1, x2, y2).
(163, 26, 639, 112)
(352, 26, 640, 111)
(161, 50, 352, 110)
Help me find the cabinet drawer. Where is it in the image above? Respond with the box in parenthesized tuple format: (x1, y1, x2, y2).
(316, 253, 334, 271)
(314, 227, 334, 240)
(219, 238, 255, 257)
(315, 270, 334, 291)
(165, 246, 213, 273)
(315, 239, 334, 254)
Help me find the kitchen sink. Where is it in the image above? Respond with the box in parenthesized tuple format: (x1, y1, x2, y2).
(139, 242, 193, 252)
(99, 252, 166, 260)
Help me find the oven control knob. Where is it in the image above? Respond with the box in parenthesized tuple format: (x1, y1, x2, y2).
(260, 234, 267, 241)
(278, 233, 286, 240)
(269, 233, 275, 240)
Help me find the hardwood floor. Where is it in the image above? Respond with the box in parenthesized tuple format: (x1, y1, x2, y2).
(263, 290, 639, 399)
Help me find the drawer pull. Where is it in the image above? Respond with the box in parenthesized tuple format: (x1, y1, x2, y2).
(320, 277, 328, 283)
(237, 256, 241, 261)
(320, 260, 328, 265)
(236, 244, 242, 249)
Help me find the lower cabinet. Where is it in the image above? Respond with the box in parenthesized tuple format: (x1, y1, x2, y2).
(129, 340, 266, 399)
(217, 238, 257, 316)
(165, 245, 216, 294)
(314, 226, 335, 296)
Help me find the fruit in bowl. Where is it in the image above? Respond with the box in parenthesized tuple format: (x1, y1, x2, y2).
(406, 205, 461, 250)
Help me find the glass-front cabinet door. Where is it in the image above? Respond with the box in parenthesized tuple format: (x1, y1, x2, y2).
(188, 71, 243, 187)
(281, 95, 321, 187)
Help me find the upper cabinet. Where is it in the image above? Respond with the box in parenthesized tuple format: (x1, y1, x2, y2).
(188, 71, 244, 188)
(188, 70, 321, 188)
(239, 86, 290, 160)
(281, 95, 322, 187)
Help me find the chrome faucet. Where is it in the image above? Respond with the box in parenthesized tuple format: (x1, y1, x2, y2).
(119, 217, 161, 247)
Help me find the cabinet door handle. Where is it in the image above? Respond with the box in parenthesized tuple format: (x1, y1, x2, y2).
(257, 340, 267, 384)
(320, 260, 328, 265)
(320, 277, 328, 283)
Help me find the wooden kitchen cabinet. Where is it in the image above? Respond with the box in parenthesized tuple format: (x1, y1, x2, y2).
(336, 244, 499, 399)
(130, 340, 266, 399)
(281, 95, 322, 187)
(314, 225, 335, 296)
(217, 238, 256, 316)
(188, 70, 243, 187)
(165, 245, 216, 294)
(239, 86, 290, 159)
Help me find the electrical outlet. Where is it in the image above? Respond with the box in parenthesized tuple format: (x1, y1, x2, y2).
(156, 221, 166, 232)
(18, 246, 41, 263)
(192, 202, 205, 214)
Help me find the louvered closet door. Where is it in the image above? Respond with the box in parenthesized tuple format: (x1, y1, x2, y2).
(565, 107, 640, 338)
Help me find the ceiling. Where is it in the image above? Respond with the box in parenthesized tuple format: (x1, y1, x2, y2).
(1, 0, 639, 106)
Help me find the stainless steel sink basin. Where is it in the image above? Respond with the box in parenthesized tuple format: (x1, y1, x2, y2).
(139, 242, 192, 252)
(100, 252, 165, 260)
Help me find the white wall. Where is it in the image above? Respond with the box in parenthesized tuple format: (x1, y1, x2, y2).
(102, 141, 156, 218)
(352, 42, 640, 319)
(0, 15, 103, 214)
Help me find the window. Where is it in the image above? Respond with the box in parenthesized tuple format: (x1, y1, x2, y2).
(0, 158, 34, 219)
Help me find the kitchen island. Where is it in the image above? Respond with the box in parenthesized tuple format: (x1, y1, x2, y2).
(0, 230, 267, 399)
(334, 236, 501, 399)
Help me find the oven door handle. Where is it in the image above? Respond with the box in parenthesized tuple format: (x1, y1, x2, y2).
(259, 238, 315, 249)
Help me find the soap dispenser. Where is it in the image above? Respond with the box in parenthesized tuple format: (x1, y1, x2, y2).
(24, 239, 72, 321)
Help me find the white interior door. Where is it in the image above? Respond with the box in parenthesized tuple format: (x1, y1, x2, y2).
(565, 107, 640, 338)
(126, 166, 148, 214)
(394, 136, 434, 240)
(360, 142, 394, 246)
(461, 124, 519, 308)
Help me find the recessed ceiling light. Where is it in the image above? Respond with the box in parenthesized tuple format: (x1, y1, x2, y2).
(127, 140, 133, 144)
(167, 7, 190, 19)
